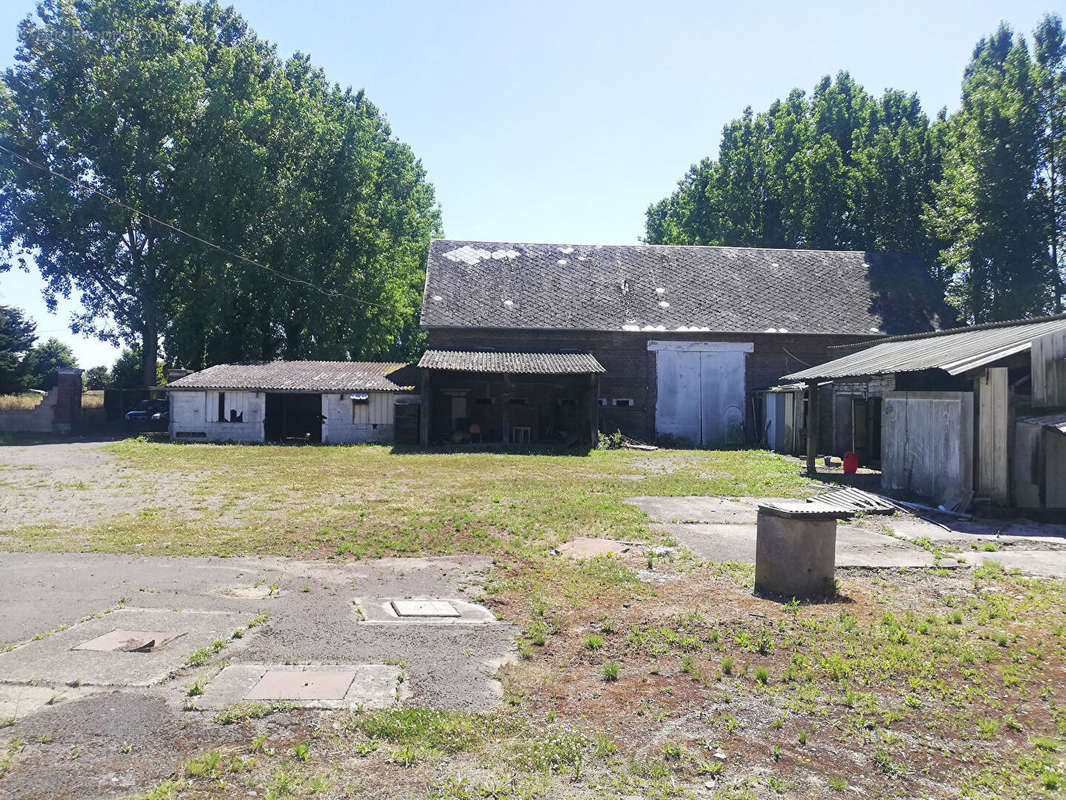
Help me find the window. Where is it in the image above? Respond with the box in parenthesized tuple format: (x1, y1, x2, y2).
(217, 392, 226, 422)
(612, 398, 635, 408)
(597, 398, 608, 407)
(352, 394, 369, 424)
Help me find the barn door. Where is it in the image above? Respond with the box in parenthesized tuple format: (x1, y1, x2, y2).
(700, 350, 746, 446)
(651, 342, 751, 447)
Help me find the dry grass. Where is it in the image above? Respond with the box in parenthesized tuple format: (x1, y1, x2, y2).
(82, 390, 104, 408)
(0, 393, 43, 410)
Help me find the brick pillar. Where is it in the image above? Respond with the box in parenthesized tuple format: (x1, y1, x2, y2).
(53, 369, 83, 429)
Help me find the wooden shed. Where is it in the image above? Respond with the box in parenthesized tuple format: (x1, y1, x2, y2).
(166, 361, 417, 444)
(779, 314, 1066, 512)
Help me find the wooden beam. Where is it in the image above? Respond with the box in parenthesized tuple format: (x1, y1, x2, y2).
(806, 380, 820, 476)
(419, 371, 430, 446)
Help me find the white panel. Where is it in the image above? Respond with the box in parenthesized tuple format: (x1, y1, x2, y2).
(655, 350, 701, 443)
(648, 341, 754, 353)
(699, 350, 746, 446)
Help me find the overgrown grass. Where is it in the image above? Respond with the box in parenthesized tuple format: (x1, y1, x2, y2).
(4, 441, 811, 559)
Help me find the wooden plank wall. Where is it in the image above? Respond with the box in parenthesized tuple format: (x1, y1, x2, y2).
(882, 391, 974, 506)
(1045, 430, 1066, 509)
(1032, 330, 1066, 408)
(976, 367, 1010, 506)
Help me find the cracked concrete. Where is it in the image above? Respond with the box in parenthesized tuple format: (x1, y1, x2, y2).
(629, 495, 1066, 576)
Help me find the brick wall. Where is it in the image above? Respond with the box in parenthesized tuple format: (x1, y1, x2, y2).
(425, 328, 870, 442)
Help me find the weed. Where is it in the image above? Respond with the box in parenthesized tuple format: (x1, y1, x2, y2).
(248, 611, 270, 628)
(291, 741, 310, 762)
(584, 634, 605, 650)
(602, 660, 620, 681)
(185, 749, 221, 777)
(721, 656, 734, 675)
(213, 702, 287, 725)
(754, 666, 769, 685)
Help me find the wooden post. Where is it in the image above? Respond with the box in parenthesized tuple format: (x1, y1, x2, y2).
(806, 380, 820, 476)
(589, 373, 600, 443)
(419, 370, 430, 446)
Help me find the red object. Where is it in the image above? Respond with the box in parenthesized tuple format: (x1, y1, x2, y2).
(843, 452, 858, 474)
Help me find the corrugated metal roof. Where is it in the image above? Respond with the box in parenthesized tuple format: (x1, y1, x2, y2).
(167, 361, 414, 392)
(782, 315, 1066, 381)
(419, 350, 605, 374)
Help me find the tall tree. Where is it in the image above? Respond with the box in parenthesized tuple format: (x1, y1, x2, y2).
(646, 73, 943, 264)
(926, 24, 1049, 321)
(1035, 13, 1066, 311)
(0, 305, 36, 394)
(1, 0, 440, 383)
(22, 337, 77, 390)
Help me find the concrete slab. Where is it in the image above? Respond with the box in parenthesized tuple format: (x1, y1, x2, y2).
(959, 550, 1066, 578)
(557, 537, 630, 558)
(247, 668, 355, 700)
(357, 598, 497, 625)
(0, 684, 99, 722)
(653, 521, 938, 568)
(391, 600, 461, 618)
(629, 495, 794, 524)
(196, 663, 402, 709)
(219, 585, 276, 599)
(0, 608, 247, 687)
(73, 630, 184, 652)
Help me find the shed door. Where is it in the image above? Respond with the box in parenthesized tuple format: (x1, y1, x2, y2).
(655, 345, 748, 447)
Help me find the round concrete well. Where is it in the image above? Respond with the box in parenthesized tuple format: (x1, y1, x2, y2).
(754, 504, 843, 598)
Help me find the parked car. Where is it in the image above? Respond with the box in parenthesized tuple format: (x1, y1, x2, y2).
(125, 399, 169, 423)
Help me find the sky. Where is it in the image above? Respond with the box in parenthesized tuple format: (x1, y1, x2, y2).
(0, 0, 1059, 368)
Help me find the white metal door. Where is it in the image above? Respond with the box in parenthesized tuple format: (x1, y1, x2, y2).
(652, 342, 750, 447)
(700, 351, 746, 446)
(654, 349, 702, 443)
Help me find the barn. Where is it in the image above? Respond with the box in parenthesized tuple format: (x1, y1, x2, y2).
(417, 239, 948, 446)
(166, 361, 418, 444)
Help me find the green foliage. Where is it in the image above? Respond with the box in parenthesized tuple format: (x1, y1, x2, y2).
(22, 338, 77, 390)
(0, 305, 36, 394)
(648, 14, 1066, 323)
(0, 0, 440, 386)
(82, 365, 111, 391)
(110, 348, 164, 389)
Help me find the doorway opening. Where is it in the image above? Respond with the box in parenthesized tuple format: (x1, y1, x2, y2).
(265, 393, 323, 442)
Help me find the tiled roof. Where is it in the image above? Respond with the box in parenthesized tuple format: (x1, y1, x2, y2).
(167, 361, 414, 392)
(420, 239, 949, 336)
(782, 314, 1066, 380)
(419, 350, 605, 374)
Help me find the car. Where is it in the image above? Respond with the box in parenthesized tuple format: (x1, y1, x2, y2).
(125, 399, 169, 423)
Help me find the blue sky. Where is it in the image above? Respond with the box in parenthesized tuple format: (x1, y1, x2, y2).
(0, 0, 1058, 367)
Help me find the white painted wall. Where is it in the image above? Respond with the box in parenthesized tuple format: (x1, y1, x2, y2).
(169, 390, 265, 442)
(321, 392, 395, 444)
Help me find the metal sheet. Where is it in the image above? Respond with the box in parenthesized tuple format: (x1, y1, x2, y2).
(700, 351, 746, 446)
(655, 349, 702, 444)
(783, 315, 1066, 381)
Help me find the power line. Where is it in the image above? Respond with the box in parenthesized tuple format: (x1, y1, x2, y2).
(0, 142, 391, 311)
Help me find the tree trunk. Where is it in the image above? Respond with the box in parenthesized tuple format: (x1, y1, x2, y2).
(142, 314, 158, 387)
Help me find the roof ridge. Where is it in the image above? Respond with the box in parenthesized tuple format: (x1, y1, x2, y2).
(430, 237, 892, 257)
(828, 312, 1066, 351)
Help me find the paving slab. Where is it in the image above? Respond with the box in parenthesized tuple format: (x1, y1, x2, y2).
(391, 600, 462, 618)
(0, 607, 247, 687)
(653, 522, 937, 568)
(73, 629, 184, 652)
(0, 683, 99, 722)
(357, 598, 498, 625)
(629, 495, 794, 524)
(557, 537, 630, 558)
(196, 663, 402, 709)
(958, 550, 1066, 578)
